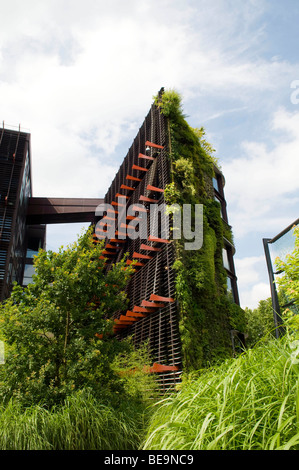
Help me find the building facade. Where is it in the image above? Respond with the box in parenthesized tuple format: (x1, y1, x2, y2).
(0, 125, 103, 300)
(94, 91, 243, 389)
(0, 126, 33, 300)
(1, 92, 243, 389)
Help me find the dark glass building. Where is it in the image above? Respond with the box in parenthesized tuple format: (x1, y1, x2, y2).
(0, 125, 34, 300)
(0, 125, 102, 300)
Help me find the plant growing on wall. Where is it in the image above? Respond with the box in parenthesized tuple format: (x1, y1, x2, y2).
(155, 89, 245, 370)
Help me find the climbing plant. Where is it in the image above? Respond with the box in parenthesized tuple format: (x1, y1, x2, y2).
(155, 89, 245, 370)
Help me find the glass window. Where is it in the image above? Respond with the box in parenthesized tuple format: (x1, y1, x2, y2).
(227, 276, 235, 303)
(10, 267, 17, 283)
(223, 248, 230, 271)
(213, 177, 219, 192)
(268, 223, 298, 309)
(26, 249, 39, 259)
(269, 226, 296, 265)
(214, 196, 223, 218)
(23, 264, 35, 286)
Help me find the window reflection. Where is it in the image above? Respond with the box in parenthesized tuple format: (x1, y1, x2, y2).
(26, 249, 39, 259)
(214, 196, 223, 218)
(23, 264, 36, 286)
(213, 177, 219, 192)
(268, 223, 298, 312)
(269, 227, 296, 265)
(227, 276, 235, 303)
(223, 248, 230, 271)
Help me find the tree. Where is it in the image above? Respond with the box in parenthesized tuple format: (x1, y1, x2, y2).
(0, 227, 134, 406)
(244, 298, 276, 347)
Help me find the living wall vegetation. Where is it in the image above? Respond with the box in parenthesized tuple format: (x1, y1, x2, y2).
(154, 90, 245, 371)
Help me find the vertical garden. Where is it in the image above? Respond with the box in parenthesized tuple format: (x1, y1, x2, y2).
(155, 89, 246, 371)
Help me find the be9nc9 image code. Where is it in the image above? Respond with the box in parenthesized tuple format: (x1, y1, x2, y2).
(148, 454, 194, 465)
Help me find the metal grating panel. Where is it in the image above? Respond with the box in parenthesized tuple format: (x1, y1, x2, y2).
(97, 101, 183, 392)
(0, 128, 31, 300)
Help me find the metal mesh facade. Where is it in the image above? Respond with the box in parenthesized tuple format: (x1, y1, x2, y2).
(96, 101, 182, 391)
(0, 126, 32, 301)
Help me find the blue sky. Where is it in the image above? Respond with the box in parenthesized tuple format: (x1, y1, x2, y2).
(0, 0, 298, 309)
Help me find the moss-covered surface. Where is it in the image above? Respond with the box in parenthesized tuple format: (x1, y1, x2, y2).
(155, 89, 245, 371)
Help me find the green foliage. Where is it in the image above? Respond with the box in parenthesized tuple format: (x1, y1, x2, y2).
(161, 88, 245, 370)
(0, 390, 146, 450)
(0, 227, 135, 407)
(191, 126, 221, 169)
(111, 340, 158, 406)
(154, 88, 184, 120)
(283, 308, 299, 337)
(0, 228, 157, 450)
(244, 297, 277, 347)
(142, 331, 299, 450)
(164, 182, 181, 206)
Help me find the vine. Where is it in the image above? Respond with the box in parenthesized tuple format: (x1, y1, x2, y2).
(155, 89, 245, 370)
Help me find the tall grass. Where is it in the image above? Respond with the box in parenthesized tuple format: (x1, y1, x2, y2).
(0, 390, 145, 450)
(2, 335, 299, 450)
(143, 335, 299, 450)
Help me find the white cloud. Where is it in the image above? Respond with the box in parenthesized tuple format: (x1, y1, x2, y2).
(235, 255, 266, 288)
(1, 2, 201, 198)
(223, 107, 299, 238)
(0, 0, 298, 256)
(45, 223, 90, 252)
(1, 0, 295, 202)
(234, 255, 271, 309)
(241, 282, 271, 310)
